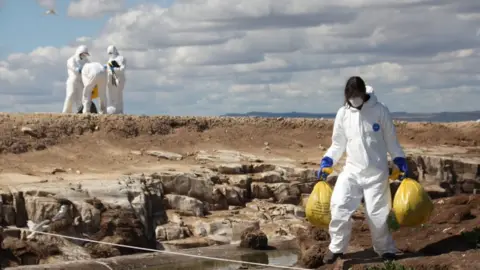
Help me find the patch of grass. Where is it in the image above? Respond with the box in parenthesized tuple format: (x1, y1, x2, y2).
(387, 211, 400, 232)
(364, 261, 415, 270)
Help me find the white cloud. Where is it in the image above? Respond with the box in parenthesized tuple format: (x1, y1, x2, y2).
(76, 36, 92, 43)
(36, 0, 56, 9)
(67, 0, 126, 18)
(2, 0, 480, 115)
(0, 64, 35, 86)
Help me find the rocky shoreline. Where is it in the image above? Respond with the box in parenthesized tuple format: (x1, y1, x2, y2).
(0, 148, 479, 268)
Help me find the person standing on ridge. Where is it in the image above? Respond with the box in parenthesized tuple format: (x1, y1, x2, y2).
(62, 45, 90, 113)
(80, 62, 108, 114)
(106, 45, 126, 114)
(317, 76, 408, 264)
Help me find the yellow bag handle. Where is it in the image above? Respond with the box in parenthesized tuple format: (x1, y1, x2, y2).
(318, 167, 333, 181)
(389, 166, 401, 180)
(322, 167, 333, 175)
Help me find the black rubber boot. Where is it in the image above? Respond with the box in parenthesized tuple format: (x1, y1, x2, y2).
(77, 102, 98, 114)
(323, 250, 343, 264)
(381, 253, 397, 262)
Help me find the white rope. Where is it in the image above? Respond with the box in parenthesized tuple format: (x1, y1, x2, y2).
(21, 229, 308, 270)
(93, 261, 114, 270)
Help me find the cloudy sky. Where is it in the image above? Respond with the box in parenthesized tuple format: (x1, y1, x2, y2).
(0, 0, 479, 116)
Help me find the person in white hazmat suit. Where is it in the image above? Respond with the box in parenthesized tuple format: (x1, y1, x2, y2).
(106, 45, 126, 114)
(62, 45, 90, 113)
(80, 62, 108, 114)
(317, 76, 408, 264)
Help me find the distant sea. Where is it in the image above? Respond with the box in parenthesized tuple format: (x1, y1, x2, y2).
(222, 111, 480, 123)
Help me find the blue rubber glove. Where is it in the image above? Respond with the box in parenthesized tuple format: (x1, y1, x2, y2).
(317, 156, 333, 180)
(106, 63, 114, 72)
(393, 157, 408, 180)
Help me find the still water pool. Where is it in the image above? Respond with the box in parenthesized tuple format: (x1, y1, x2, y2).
(144, 249, 298, 270)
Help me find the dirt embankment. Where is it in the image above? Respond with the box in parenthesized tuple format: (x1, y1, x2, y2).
(296, 194, 480, 270)
(1, 113, 479, 155)
(0, 113, 478, 175)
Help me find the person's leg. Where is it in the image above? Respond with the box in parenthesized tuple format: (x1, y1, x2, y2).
(96, 73, 108, 114)
(90, 102, 98, 113)
(106, 85, 112, 107)
(76, 105, 83, 114)
(62, 80, 75, 113)
(117, 78, 124, 113)
(362, 171, 397, 259)
(107, 77, 117, 111)
(74, 81, 84, 111)
(325, 171, 364, 263)
(82, 77, 95, 114)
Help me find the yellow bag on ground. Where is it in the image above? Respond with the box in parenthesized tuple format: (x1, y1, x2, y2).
(305, 181, 333, 228)
(392, 178, 434, 227)
(91, 85, 99, 99)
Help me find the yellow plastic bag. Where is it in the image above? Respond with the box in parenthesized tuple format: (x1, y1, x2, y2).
(91, 85, 98, 99)
(392, 178, 434, 227)
(305, 181, 333, 228)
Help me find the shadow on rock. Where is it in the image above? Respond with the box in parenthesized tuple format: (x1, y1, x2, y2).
(1, 237, 61, 267)
(341, 248, 414, 268)
(84, 207, 153, 258)
(418, 232, 479, 256)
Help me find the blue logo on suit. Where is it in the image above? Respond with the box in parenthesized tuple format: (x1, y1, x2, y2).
(372, 123, 380, 132)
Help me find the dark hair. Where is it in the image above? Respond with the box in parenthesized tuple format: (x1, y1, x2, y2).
(344, 76, 367, 106)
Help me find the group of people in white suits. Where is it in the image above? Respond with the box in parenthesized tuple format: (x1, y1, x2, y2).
(62, 45, 126, 114)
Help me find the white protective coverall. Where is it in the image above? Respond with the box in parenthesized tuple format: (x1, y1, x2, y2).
(324, 86, 405, 255)
(62, 45, 90, 113)
(106, 45, 126, 114)
(81, 62, 107, 114)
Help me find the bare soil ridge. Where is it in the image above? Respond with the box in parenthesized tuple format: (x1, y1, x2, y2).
(1, 113, 479, 155)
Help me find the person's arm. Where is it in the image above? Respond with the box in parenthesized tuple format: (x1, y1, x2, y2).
(67, 57, 81, 73)
(381, 105, 405, 159)
(323, 107, 347, 165)
(113, 56, 126, 72)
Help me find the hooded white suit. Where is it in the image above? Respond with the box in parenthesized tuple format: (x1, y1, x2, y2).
(106, 45, 126, 114)
(324, 86, 405, 255)
(62, 45, 90, 113)
(81, 62, 107, 114)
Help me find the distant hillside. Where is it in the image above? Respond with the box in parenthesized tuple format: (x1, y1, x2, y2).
(223, 111, 480, 122)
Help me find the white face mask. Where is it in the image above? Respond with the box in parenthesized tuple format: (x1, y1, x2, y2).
(79, 53, 89, 60)
(349, 97, 364, 108)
